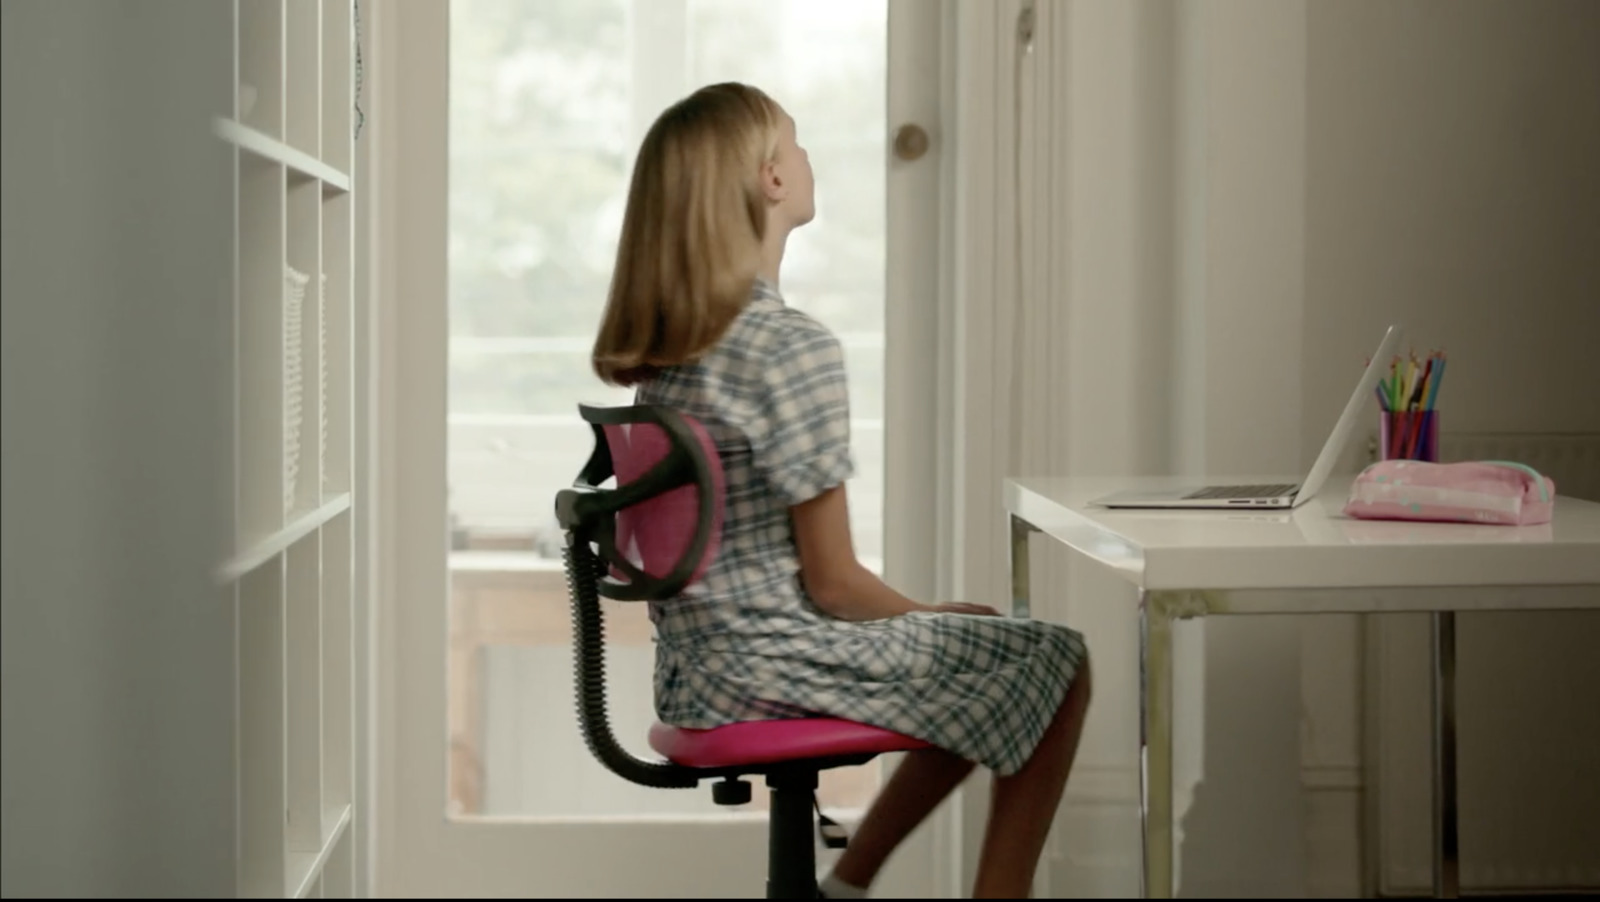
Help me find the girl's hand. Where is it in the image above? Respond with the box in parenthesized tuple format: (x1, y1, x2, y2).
(921, 602, 1003, 617)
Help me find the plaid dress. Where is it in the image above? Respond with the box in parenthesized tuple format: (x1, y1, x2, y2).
(634, 280, 1087, 776)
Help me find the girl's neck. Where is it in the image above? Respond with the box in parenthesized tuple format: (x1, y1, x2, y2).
(757, 224, 790, 289)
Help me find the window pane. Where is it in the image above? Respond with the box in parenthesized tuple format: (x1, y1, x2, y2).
(448, 0, 888, 819)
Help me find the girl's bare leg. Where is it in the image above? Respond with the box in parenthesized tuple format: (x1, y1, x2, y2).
(830, 746, 977, 890)
(973, 660, 1093, 899)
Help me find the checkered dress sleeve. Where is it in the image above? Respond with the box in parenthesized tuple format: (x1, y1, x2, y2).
(746, 315, 855, 507)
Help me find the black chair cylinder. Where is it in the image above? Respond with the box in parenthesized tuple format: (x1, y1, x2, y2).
(766, 768, 821, 899)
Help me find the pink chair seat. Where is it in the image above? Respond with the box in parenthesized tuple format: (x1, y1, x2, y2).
(649, 718, 931, 770)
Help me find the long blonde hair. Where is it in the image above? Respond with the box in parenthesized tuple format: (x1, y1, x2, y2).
(592, 83, 783, 386)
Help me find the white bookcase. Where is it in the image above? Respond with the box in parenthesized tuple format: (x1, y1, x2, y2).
(215, 1, 358, 897)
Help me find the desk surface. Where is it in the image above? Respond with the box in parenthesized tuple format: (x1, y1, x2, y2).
(1006, 476, 1600, 592)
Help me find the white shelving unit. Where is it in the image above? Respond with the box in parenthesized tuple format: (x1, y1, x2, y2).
(219, 1, 358, 897)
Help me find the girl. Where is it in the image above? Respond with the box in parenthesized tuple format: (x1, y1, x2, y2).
(591, 82, 1092, 900)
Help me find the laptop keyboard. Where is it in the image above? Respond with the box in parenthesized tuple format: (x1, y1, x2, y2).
(1183, 483, 1299, 501)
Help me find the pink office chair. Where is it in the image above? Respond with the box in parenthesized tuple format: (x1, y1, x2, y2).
(555, 404, 928, 899)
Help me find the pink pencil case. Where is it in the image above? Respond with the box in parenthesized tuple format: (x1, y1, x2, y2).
(1344, 460, 1556, 526)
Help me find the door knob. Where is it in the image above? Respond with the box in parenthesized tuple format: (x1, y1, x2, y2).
(892, 123, 930, 162)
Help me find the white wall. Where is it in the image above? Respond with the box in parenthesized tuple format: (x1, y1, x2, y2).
(1161, 1, 1317, 896)
(0, 1, 236, 896)
(1154, 0, 1600, 895)
(1300, 0, 1600, 444)
(1300, 1, 1600, 893)
(1159, 0, 1600, 894)
(946, 0, 1598, 896)
(942, 0, 1202, 893)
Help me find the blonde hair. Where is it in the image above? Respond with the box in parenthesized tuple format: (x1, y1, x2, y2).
(592, 83, 783, 386)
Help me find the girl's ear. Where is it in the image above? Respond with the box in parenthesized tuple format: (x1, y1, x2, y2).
(761, 159, 786, 204)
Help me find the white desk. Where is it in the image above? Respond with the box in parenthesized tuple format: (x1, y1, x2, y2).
(1003, 475, 1600, 899)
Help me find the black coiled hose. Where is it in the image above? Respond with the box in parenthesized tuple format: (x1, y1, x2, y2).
(564, 538, 699, 789)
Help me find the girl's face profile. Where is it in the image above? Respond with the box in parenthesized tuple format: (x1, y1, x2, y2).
(768, 111, 816, 230)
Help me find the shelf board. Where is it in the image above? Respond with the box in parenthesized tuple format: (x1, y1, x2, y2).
(287, 803, 353, 900)
(214, 117, 352, 193)
(218, 493, 353, 583)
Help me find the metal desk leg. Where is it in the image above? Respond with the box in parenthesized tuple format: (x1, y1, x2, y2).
(1009, 515, 1038, 619)
(1432, 611, 1460, 898)
(1007, 515, 1043, 896)
(1140, 591, 1176, 899)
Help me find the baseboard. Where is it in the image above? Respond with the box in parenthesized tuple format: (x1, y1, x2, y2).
(1042, 764, 1367, 898)
(1378, 888, 1600, 899)
(1044, 760, 1598, 899)
(1302, 764, 1363, 793)
(1384, 866, 1600, 896)
(1303, 765, 1364, 898)
(1037, 764, 1144, 898)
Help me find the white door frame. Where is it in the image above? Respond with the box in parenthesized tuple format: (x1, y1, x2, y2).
(357, 0, 441, 892)
(361, 0, 988, 895)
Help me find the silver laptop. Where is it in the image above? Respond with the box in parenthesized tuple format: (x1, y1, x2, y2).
(1092, 325, 1404, 510)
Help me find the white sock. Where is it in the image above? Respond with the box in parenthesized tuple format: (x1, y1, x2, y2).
(818, 870, 868, 899)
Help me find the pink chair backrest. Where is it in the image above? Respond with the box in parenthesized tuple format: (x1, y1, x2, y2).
(603, 417, 725, 588)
